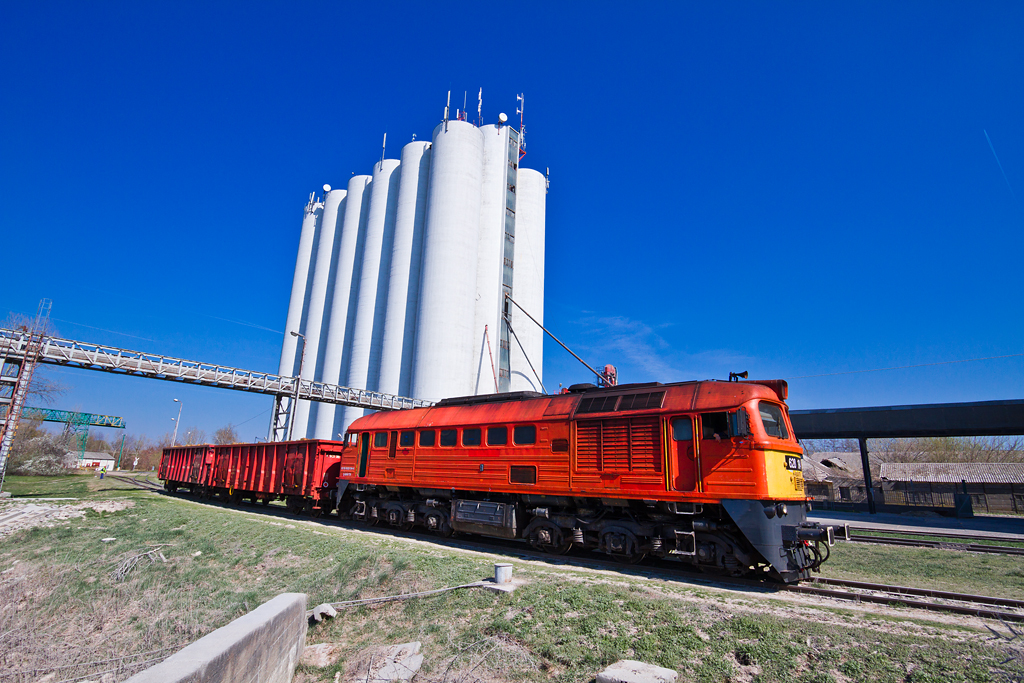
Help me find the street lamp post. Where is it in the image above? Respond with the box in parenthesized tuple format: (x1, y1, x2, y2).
(288, 331, 305, 442)
(171, 398, 182, 446)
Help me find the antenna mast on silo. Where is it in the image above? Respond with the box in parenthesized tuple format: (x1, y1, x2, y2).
(477, 88, 482, 126)
(379, 132, 387, 170)
(443, 90, 451, 132)
(516, 93, 527, 160)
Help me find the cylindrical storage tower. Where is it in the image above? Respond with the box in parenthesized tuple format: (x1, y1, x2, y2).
(291, 187, 346, 438)
(340, 159, 403, 431)
(509, 168, 546, 392)
(313, 175, 372, 440)
(278, 195, 323, 379)
(411, 121, 484, 401)
(378, 141, 431, 398)
(472, 124, 510, 395)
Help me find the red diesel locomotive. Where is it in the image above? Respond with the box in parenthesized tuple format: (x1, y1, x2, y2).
(159, 379, 841, 582)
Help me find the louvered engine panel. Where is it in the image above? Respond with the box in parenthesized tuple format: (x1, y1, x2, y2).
(576, 421, 601, 470)
(601, 419, 631, 472)
(628, 418, 661, 473)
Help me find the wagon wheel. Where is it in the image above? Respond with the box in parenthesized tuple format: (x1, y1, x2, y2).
(260, 497, 271, 506)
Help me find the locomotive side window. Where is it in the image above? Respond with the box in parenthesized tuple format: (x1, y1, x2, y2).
(373, 432, 388, 448)
(513, 425, 536, 445)
(701, 413, 730, 440)
(399, 431, 415, 448)
(463, 428, 482, 446)
(419, 430, 435, 447)
(551, 438, 569, 452)
(672, 417, 693, 441)
(487, 427, 508, 445)
(440, 429, 457, 447)
(758, 402, 789, 439)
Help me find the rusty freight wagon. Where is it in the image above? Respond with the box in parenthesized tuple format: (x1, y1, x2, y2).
(160, 440, 344, 512)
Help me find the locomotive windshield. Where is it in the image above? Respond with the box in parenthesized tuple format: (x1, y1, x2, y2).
(758, 401, 789, 439)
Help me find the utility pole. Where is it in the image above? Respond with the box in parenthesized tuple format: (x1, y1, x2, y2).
(171, 398, 182, 446)
(288, 331, 306, 442)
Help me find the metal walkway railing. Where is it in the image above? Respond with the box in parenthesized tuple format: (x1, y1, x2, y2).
(0, 327, 432, 412)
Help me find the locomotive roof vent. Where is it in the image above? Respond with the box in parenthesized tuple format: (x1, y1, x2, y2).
(435, 391, 546, 407)
(568, 383, 596, 393)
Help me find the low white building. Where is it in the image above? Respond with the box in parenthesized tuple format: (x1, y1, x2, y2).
(69, 451, 116, 470)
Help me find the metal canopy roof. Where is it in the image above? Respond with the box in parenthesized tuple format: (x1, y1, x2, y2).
(880, 462, 1024, 484)
(791, 399, 1024, 439)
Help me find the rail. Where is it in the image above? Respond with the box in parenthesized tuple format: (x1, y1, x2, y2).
(0, 327, 432, 412)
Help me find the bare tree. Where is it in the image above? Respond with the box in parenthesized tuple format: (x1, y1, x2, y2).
(213, 424, 238, 444)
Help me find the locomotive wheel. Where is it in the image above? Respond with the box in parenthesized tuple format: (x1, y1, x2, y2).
(424, 512, 452, 537)
(528, 524, 572, 555)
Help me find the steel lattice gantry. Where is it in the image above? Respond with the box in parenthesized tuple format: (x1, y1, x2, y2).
(20, 407, 127, 459)
(0, 327, 433, 442)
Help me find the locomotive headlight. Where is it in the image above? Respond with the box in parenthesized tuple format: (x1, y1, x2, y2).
(776, 503, 788, 517)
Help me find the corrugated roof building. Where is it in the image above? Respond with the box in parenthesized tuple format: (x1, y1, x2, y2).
(879, 462, 1024, 513)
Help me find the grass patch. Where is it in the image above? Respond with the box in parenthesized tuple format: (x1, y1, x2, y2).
(822, 540, 1024, 599)
(1, 477, 1021, 683)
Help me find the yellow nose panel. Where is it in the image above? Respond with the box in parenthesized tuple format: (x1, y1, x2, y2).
(765, 450, 806, 499)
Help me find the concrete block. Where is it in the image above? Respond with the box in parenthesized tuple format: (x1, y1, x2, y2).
(310, 603, 337, 623)
(125, 593, 307, 683)
(597, 660, 678, 683)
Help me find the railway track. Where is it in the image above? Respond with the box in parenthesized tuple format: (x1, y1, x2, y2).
(848, 529, 1024, 556)
(111, 476, 1024, 623)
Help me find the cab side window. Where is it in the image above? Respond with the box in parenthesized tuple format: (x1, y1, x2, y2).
(701, 413, 729, 440)
(373, 432, 388, 448)
(399, 431, 415, 448)
(672, 417, 693, 441)
(463, 428, 481, 446)
(439, 429, 457, 447)
(758, 401, 789, 439)
(419, 430, 435, 447)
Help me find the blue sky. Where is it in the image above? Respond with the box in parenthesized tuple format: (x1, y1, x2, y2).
(2, 2, 1022, 443)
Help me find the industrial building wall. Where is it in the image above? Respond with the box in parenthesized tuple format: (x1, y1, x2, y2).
(282, 115, 546, 439)
(340, 159, 402, 432)
(378, 141, 431, 398)
(472, 124, 509, 395)
(509, 168, 546, 392)
(290, 188, 345, 438)
(410, 120, 484, 402)
(314, 175, 372, 440)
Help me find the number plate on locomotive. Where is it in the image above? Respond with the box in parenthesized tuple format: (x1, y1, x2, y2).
(785, 456, 802, 471)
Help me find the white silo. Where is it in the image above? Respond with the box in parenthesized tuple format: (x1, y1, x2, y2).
(411, 120, 484, 401)
(278, 195, 322, 379)
(378, 141, 431, 398)
(509, 168, 546, 392)
(472, 124, 511, 395)
(291, 187, 346, 438)
(313, 175, 372, 440)
(340, 159, 402, 431)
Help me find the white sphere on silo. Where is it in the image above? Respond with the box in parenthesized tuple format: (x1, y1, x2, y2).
(291, 187, 346, 438)
(378, 141, 431, 398)
(472, 123, 511, 395)
(509, 168, 546, 393)
(411, 120, 484, 402)
(314, 174, 371, 440)
(279, 196, 323, 379)
(340, 158, 402, 431)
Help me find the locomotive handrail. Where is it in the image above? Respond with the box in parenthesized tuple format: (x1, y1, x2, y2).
(0, 327, 432, 411)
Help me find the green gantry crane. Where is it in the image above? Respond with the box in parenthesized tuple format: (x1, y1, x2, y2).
(21, 407, 126, 462)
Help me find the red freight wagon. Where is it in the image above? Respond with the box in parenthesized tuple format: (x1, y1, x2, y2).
(159, 440, 345, 513)
(158, 445, 214, 489)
